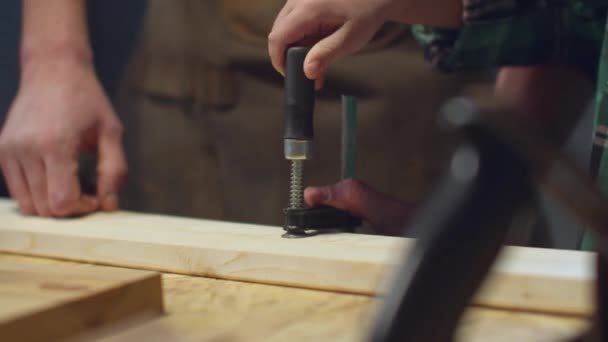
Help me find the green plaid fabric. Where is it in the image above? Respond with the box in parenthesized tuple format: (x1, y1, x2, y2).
(413, 1, 606, 78)
(586, 18, 608, 250)
(412, 0, 608, 250)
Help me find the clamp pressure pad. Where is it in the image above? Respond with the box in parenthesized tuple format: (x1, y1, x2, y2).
(282, 206, 361, 238)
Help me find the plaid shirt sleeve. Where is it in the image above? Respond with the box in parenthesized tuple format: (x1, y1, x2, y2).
(412, 0, 607, 80)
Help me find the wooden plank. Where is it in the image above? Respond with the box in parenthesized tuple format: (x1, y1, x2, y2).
(93, 309, 589, 342)
(159, 274, 588, 342)
(0, 254, 163, 341)
(96, 274, 588, 342)
(0, 198, 594, 315)
(456, 308, 587, 342)
(3, 254, 589, 342)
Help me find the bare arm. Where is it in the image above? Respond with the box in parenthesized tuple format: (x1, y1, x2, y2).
(0, 0, 126, 217)
(21, 0, 92, 73)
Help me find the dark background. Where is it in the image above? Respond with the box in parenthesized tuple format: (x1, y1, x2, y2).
(0, 0, 595, 248)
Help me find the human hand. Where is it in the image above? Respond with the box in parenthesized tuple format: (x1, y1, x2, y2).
(0, 57, 127, 217)
(304, 179, 415, 235)
(268, 0, 463, 88)
(268, 0, 396, 89)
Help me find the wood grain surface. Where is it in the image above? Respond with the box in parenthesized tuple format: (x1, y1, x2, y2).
(0, 198, 594, 315)
(2, 254, 589, 342)
(0, 254, 162, 342)
(101, 274, 589, 341)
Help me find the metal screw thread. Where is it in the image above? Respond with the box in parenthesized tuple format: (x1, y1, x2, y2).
(289, 160, 305, 209)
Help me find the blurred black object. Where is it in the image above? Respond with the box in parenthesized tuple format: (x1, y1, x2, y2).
(369, 98, 532, 342)
(370, 94, 608, 342)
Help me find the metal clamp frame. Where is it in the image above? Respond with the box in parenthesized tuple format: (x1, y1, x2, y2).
(369, 96, 608, 342)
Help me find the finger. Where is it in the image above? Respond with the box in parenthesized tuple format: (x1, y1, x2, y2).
(303, 24, 353, 80)
(315, 76, 325, 90)
(45, 155, 98, 217)
(72, 195, 99, 216)
(304, 22, 370, 80)
(20, 156, 51, 217)
(268, 3, 294, 76)
(268, 9, 320, 76)
(273, 1, 294, 25)
(304, 179, 412, 232)
(0, 158, 34, 214)
(304, 179, 369, 217)
(96, 123, 127, 212)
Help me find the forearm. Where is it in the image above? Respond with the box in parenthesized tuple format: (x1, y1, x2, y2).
(20, 0, 92, 69)
(389, 0, 462, 28)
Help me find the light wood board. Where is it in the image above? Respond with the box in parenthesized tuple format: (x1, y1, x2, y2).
(0, 254, 163, 342)
(0, 198, 595, 316)
(97, 273, 588, 342)
(2, 254, 589, 342)
(95, 309, 588, 342)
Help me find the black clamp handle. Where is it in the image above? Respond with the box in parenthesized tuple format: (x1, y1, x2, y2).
(284, 46, 315, 141)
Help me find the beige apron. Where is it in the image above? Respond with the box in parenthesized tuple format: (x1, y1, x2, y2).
(118, 1, 541, 242)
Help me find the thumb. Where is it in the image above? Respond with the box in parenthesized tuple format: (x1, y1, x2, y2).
(304, 179, 368, 218)
(304, 179, 414, 234)
(96, 122, 127, 212)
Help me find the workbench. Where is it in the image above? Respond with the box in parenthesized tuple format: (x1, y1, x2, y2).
(0, 199, 593, 341)
(0, 254, 589, 341)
